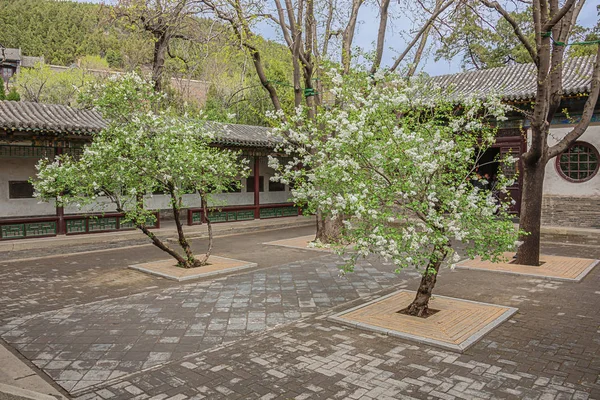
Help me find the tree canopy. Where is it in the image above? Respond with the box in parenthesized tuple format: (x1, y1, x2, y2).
(33, 73, 248, 268)
(435, 2, 598, 70)
(0, 0, 295, 125)
(268, 69, 521, 315)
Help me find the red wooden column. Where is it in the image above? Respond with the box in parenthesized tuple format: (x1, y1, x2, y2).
(55, 146, 66, 235)
(253, 156, 260, 219)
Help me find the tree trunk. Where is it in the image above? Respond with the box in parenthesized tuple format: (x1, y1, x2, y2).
(197, 194, 213, 266)
(404, 248, 447, 317)
(118, 203, 191, 268)
(515, 157, 547, 266)
(152, 34, 169, 92)
(170, 192, 201, 268)
(315, 211, 342, 244)
(136, 223, 192, 267)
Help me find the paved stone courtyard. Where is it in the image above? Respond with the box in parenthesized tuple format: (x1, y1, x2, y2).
(1, 226, 599, 399)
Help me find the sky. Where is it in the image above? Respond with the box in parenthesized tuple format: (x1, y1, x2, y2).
(78, 0, 598, 77)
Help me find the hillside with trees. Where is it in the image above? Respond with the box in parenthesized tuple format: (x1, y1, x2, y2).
(0, 0, 294, 125)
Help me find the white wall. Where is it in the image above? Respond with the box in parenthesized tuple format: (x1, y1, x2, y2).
(543, 124, 600, 197)
(0, 155, 294, 219)
(256, 156, 292, 205)
(64, 197, 118, 214)
(0, 158, 56, 218)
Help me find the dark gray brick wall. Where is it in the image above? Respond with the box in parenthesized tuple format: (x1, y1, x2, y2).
(542, 195, 600, 228)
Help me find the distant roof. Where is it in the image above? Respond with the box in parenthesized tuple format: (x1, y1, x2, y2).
(429, 55, 596, 101)
(21, 55, 44, 68)
(0, 48, 21, 62)
(0, 101, 276, 147)
(205, 121, 276, 147)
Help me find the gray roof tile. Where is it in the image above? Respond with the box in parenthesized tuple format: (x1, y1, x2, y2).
(0, 101, 106, 134)
(0, 48, 21, 62)
(429, 55, 596, 101)
(0, 101, 276, 147)
(205, 121, 278, 147)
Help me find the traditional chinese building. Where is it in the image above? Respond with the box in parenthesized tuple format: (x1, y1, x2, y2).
(431, 55, 600, 228)
(0, 101, 297, 240)
(1, 56, 599, 240)
(0, 47, 44, 87)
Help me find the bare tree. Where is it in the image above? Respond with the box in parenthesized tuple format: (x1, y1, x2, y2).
(113, 0, 208, 91)
(200, 0, 459, 242)
(479, 0, 600, 265)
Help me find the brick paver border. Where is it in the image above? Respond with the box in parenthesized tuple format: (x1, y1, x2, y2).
(329, 290, 518, 353)
(128, 256, 258, 281)
(263, 235, 334, 252)
(456, 253, 599, 282)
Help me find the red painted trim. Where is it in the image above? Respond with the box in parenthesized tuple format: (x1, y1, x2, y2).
(154, 211, 161, 229)
(187, 209, 193, 226)
(56, 206, 66, 235)
(55, 146, 67, 234)
(0, 216, 58, 224)
(253, 156, 260, 218)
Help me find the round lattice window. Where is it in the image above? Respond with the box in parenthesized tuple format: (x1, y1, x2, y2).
(556, 141, 599, 183)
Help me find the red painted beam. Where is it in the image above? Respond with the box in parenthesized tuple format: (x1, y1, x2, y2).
(55, 146, 66, 235)
(254, 156, 260, 218)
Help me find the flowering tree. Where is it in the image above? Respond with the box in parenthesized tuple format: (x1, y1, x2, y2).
(33, 74, 248, 268)
(269, 71, 521, 316)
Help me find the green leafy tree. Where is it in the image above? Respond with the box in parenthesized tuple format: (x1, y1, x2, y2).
(269, 70, 521, 315)
(436, 6, 534, 69)
(105, 49, 124, 69)
(32, 73, 248, 268)
(0, 0, 295, 125)
(79, 55, 111, 71)
(14, 63, 95, 106)
(6, 87, 20, 101)
(0, 84, 5, 100)
(570, 5, 600, 57)
(0, 0, 107, 65)
(437, 3, 595, 69)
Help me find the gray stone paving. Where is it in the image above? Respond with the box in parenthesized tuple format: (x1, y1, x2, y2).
(0, 225, 320, 321)
(0, 255, 406, 394)
(70, 260, 600, 400)
(73, 321, 595, 400)
(1, 233, 599, 400)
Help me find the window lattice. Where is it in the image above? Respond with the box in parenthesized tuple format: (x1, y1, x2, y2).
(557, 142, 599, 183)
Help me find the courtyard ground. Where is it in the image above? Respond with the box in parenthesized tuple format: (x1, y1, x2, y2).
(0, 224, 599, 399)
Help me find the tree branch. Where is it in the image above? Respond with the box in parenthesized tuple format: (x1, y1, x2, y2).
(543, 0, 576, 32)
(479, 0, 538, 66)
(389, 0, 455, 72)
(548, 47, 600, 159)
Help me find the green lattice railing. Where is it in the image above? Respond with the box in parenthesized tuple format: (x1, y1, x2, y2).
(188, 205, 298, 225)
(0, 212, 159, 241)
(66, 213, 159, 235)
(260, 206, 298, 219)
(0, 221, 57, 240)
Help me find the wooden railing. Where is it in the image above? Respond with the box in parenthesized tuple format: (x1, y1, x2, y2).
(64, 212, 160, 235)
(0, 212, 160, 240)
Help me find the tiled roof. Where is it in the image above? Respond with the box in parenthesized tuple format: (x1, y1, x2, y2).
(0, 48, 21, 62)
(21, 55, 44, 68)
(0, 101, 276, 147)
(0, 101, 106, 134)
(429, 55, 596, 101)
(206, 121, 277, 147)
